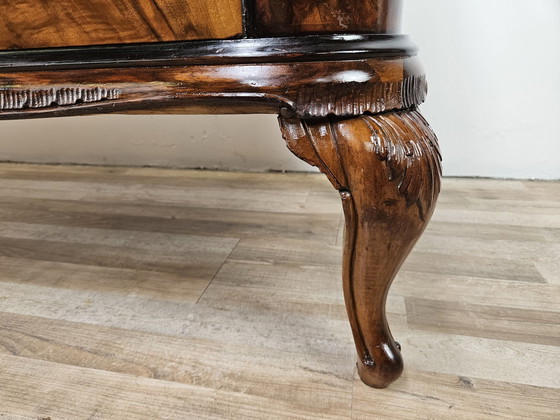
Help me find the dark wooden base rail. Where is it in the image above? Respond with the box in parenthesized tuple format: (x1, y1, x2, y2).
(0, 0, 440, 389)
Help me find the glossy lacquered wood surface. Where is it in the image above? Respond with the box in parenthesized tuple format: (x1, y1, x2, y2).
(0, 0, 243, 50)
(0, 35, 417, 70)
(0, 36, 426, 120)
(254, 0, 402, 36)
(0, 58, 425, 120)
(280, 109, 441, 387)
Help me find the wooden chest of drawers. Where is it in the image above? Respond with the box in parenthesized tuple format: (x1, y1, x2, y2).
(0, 0, 440, 390)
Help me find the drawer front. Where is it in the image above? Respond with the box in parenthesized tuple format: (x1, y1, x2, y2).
(0, 0, 243, 50)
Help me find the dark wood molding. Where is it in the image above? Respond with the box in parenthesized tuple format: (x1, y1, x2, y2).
(242, 0, 258, 37)
(0, 35, 417, 70)
(279, 109, 441, 388)
(0, 35, 424, 120)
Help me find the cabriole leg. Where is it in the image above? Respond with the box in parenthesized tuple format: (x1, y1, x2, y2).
(279, 109, 441, 388)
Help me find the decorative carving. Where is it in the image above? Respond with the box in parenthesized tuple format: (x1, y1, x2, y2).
(0, 35, 425, 120)
(295, 75, 427, 118)
(279, 109, 441, 388)
(0, 87, 120, 111)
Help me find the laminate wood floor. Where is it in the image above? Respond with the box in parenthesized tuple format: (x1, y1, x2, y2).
(0, 163, 558, 419)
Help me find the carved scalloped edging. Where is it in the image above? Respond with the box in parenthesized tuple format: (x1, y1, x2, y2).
(0, 87, 120, 110)
(295, 75, 427, 118)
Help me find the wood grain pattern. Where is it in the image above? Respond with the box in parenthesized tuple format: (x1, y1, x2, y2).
(0, 312, 353, 417)
(0, 35, 423, 120)
(0, 164, 558, 418)
(352, 369, 560, 420)
(280, 109, 441, 388)
(0, 0, 243, 49)
(0, 354, 348, 420)
(0, 59, 424, 120)
(405, 297, 560, 346)
(254, 0, 403, 36)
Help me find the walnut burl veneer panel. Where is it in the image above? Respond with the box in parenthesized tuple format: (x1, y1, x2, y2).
(255, 0, 402, 36)
(0, 0, 243, 50)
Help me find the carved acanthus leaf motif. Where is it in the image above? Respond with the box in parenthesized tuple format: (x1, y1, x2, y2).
(0, 87, 120, 110)
(295, 75, 427, 118)
(279, 108, 442, 388)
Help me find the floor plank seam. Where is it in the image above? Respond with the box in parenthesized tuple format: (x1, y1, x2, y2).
(196, 238, 241, 304)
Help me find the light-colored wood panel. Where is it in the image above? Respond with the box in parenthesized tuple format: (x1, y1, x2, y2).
(0, 256, 209, 302)
(0, 196, 339, 242)
(352, 369, 560, 420)
(227, 237, 343, 267)
(0, 164, 558, 418)
(0, 178, 312, 213)
(442, 178, 559, 198)
(0, 220, 238, 252)
(0, 280, 353, 357)
(0, 164, 331, 192)
(405, 297, 560, 346)
(0, 222, 238, 277)
(198, 259, 408, 328)
(432, 208, 560, 229)
(0, 312, 353, 415)
(416, 231, 557, 261)
(400, 330, 560, 388)
(393, 271, 560, 312)
(402, 251, 545, 283)
(535, 256, 560, 285)
(0, 0, 243, 50)
(426, 220, 549, 243)
(0, 354, 348, 420)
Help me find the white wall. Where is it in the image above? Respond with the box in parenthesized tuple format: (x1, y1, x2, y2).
(403, 0, 560, 179)
(1, 0, 559, 179)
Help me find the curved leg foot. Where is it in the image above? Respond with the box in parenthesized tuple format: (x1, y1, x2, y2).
(279, 109, 441, 388)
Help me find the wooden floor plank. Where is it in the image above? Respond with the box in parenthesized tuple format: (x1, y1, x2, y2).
(0, 281, 353, 358)
(0, 256, 209, 302)
(0, 196, 339, 242)
(393, 271, 560, 312)
(405, 297, 560, 346)
(432, 208, 560, 229)
(0, 354, 348, 420)
(227, 236, 343, 268)
(352, 369, 560, 420)
(0, 312, 353, 417)
(402, 250, 545, 283)
(426, 220, 549, 243)
(0, 163, 330, 192)
(0, 163, 558, 419)
(0, 222, 238, 277)
(198, 259, 408, 329)
(0, 178, 312, 213)
(399, 330, 560, 388)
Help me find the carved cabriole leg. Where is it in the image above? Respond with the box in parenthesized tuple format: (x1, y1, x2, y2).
(279, 109, 441, 388)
